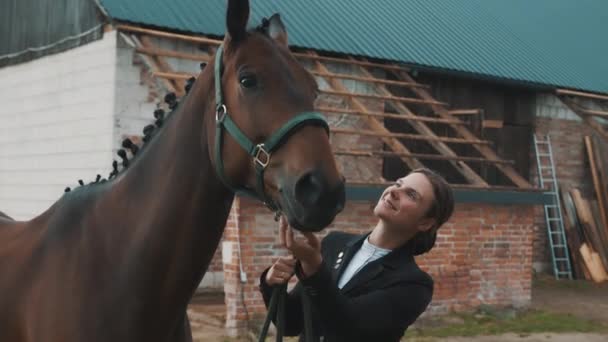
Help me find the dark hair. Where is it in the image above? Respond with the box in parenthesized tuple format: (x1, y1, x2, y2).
(407, 168, 454, 255)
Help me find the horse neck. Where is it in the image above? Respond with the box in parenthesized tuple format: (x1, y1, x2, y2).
(98, 68, 234, 315)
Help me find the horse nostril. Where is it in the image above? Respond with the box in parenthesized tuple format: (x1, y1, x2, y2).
(295, 171, 323, 206)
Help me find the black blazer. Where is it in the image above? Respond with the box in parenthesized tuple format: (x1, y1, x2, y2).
(259, 231, 433, 342)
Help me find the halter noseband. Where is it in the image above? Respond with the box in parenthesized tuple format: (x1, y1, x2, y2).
(213, 45, 329, 212)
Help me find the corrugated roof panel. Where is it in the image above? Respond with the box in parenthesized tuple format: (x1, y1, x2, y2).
(98, 0, 608, 94)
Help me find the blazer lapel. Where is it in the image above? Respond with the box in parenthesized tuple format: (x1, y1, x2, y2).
(340, 260, 384, 294)
(340, 237, 416, 295)
(332, 234, 367, 281)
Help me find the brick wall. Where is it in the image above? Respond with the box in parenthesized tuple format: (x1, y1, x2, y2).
(531, 93, 599, 272)
(222, 198, 536, 336)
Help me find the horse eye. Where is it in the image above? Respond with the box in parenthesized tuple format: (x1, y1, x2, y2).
(239, 75, 258, 89)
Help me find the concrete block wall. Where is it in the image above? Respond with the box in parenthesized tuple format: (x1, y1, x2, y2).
(0, 33, 117, 219)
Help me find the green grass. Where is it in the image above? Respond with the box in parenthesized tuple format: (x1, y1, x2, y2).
(405, 308, 608, 339)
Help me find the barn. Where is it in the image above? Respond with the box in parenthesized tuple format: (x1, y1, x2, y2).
(1, 0, 607, 337)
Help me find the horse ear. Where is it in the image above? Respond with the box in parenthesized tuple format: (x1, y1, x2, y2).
(226, 0, 249, 42)
(267, 13, 288, 46)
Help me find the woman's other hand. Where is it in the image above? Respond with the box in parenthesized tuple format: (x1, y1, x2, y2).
(265, 256, 297, 286)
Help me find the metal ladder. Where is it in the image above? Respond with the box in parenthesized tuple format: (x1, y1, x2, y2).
(533, 134, 573, 280)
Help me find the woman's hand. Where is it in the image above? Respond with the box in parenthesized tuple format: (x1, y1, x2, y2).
(279, 216, 323, 278)
(265, 256, 297, 286)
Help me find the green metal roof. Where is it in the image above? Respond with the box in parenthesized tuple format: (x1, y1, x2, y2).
(98, 0, 608, 94)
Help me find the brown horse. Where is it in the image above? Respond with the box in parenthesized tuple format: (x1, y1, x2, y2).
(0, 1, 345, 341)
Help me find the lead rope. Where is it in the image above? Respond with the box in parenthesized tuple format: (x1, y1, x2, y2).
(258, 285, 315, 342)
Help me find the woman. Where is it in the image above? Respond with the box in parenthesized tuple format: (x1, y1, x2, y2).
(258, 168, 454, 341)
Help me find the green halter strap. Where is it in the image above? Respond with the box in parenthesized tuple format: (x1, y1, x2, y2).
(213, 45, 329, 211)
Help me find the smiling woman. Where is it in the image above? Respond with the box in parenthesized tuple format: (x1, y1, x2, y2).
(259, 167, 455, 342)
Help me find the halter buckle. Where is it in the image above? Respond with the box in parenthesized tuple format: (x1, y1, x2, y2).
(215, 104, 227, 123)
(253, 144, 271, 169)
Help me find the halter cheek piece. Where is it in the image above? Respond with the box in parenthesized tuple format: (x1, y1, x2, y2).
(213, 45, 329, 214)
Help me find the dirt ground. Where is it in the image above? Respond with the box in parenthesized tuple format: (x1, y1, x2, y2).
(187, 275, 608, 341)
(530, 275, 608, 324)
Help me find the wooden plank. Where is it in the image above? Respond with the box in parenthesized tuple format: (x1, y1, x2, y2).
(561, 189, 590, 279)
(584, 136, 608, 243)
(482, 120, 504, 129)
(321, 89, 447, 106)
(351, 60, 489, 186)
(334, 149, 514, 164)
(596, 136, 608, 224)
(318, 107, 463, 124)
(571, 189, 608, 269)
(310, 71, 429, 88)
(135, 46, 211, 62)
(310, 58, 424, 170)
(393, 69, 533, 188)
(580, 243, 608, 283)
(332, 128, 492, 145)
(560, 97, 608, 142)
(556, 89, 608, 101)
(153, 71, 195, 80)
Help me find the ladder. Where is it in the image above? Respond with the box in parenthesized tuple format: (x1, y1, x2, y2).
(533, 134, 573, 279)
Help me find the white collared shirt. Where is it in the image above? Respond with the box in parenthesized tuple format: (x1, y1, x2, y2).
(337, 237, 391, 289)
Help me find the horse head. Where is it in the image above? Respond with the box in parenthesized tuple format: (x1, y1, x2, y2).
(199, 0, 345, 232)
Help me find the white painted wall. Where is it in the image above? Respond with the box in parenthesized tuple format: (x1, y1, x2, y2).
(0, 33, 118, 220)
(113, 35, 158, 152)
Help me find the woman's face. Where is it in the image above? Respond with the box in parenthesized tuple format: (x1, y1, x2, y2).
(373, 172, 436, 233)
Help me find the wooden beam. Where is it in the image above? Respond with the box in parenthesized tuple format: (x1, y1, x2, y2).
(317, 106, 463, 124)
(310, 71, 429, 89)
(334, 149, 514, 164)
(393, 69, 533, 188)
(321, 89, 447, 106)
(332, 128, 491, 145)
(583, 109, 608, 119)
(130, 36, 178, 95)
(556, 89, 608, 102)
(353, 59, 489, 186)
(135, 46, 211, 62)
(296, 53, 409, 73)
(560, 97, 608, 142)
(140, 36, 186, 96)
(310, 55, 424, 170)
(118, 24, 222, 46)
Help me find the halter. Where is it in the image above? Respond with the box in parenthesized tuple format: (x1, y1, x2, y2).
(213, 45, 329, 212)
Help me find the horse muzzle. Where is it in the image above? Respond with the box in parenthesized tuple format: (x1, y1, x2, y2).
(280, 170, 345, 232)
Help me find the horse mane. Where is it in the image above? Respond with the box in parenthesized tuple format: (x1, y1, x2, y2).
(63, 15, 279, 194)
(64, 77, 197, 193)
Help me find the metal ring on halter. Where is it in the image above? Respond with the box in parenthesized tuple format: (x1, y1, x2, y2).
(253, 144, 271, 169)
(215, 104, 227, 122)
